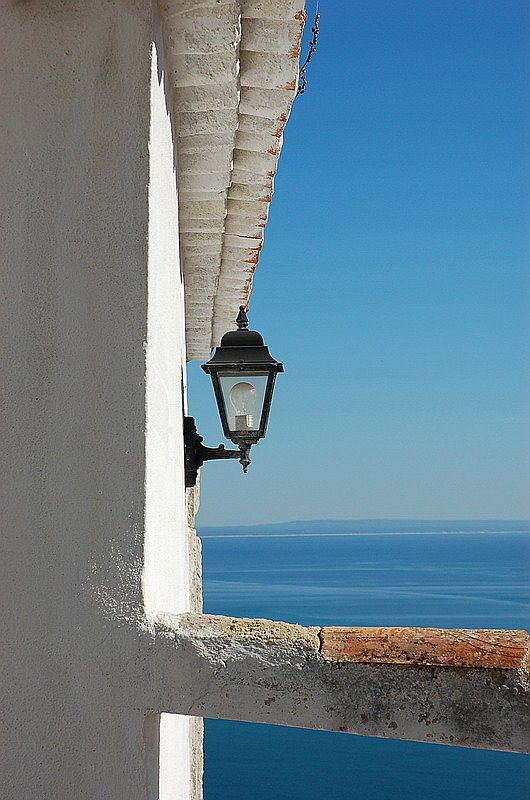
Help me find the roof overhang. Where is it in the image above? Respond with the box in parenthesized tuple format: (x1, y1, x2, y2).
(158, 0, 306, 359)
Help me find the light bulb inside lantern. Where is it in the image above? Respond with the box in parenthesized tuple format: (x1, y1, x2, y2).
(229, 381, 257, 431)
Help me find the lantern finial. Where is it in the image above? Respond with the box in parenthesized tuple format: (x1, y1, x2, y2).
(236, 306, 248, 330)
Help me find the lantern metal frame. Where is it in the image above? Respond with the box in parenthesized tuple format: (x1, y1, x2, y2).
(184, 307, 283, 488)
(201, 306, 284, 447)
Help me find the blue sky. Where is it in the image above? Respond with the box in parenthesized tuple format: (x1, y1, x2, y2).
(188, 0, 529, 528)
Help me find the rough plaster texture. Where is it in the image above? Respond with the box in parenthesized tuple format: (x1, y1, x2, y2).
(141, 614, 530, 754)
(185, 486, 205, 800)
(187, 483, 204, 614)
(0, 2, 197, 797)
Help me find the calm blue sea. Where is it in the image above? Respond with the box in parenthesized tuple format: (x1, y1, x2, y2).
(201, 531, 530, 799)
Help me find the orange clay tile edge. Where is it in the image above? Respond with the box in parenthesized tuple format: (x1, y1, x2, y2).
(319, 627, 530, 671)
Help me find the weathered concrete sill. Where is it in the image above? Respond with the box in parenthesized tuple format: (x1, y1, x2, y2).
(144, 613, 530, 754)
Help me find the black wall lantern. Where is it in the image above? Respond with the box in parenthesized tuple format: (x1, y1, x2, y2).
(184, 307, 283, 487)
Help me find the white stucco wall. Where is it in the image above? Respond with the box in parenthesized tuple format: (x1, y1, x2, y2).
(0, 2, 197, 797)
(145, 23, 198, 800)
(144, 28, 189, 622)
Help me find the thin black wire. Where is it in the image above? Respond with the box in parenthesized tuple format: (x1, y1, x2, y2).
(297, 1, 320, 97)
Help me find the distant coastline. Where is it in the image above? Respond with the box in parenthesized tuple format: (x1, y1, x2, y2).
(198, 519, 530, 537)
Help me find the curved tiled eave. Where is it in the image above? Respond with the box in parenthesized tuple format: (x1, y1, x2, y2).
(159, 1, 305, 359)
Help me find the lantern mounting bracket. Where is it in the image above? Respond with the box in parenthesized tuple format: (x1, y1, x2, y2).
(184, 416, 251, 488)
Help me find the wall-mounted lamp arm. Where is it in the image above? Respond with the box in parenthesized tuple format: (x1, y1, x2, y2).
(197, 440, 251, 472)
(184, 416, 251, 487)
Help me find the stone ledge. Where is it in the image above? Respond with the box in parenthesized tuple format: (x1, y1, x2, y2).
(178, 612, 321, 651)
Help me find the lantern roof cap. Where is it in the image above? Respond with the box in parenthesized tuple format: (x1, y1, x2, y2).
(202, 307, 283, 372)
(219, 307, 264, 349)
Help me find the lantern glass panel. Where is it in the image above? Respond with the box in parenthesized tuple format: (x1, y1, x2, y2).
(219, 372, 269, 434)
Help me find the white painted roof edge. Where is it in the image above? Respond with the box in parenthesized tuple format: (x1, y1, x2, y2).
(159, 0, 306, 359)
